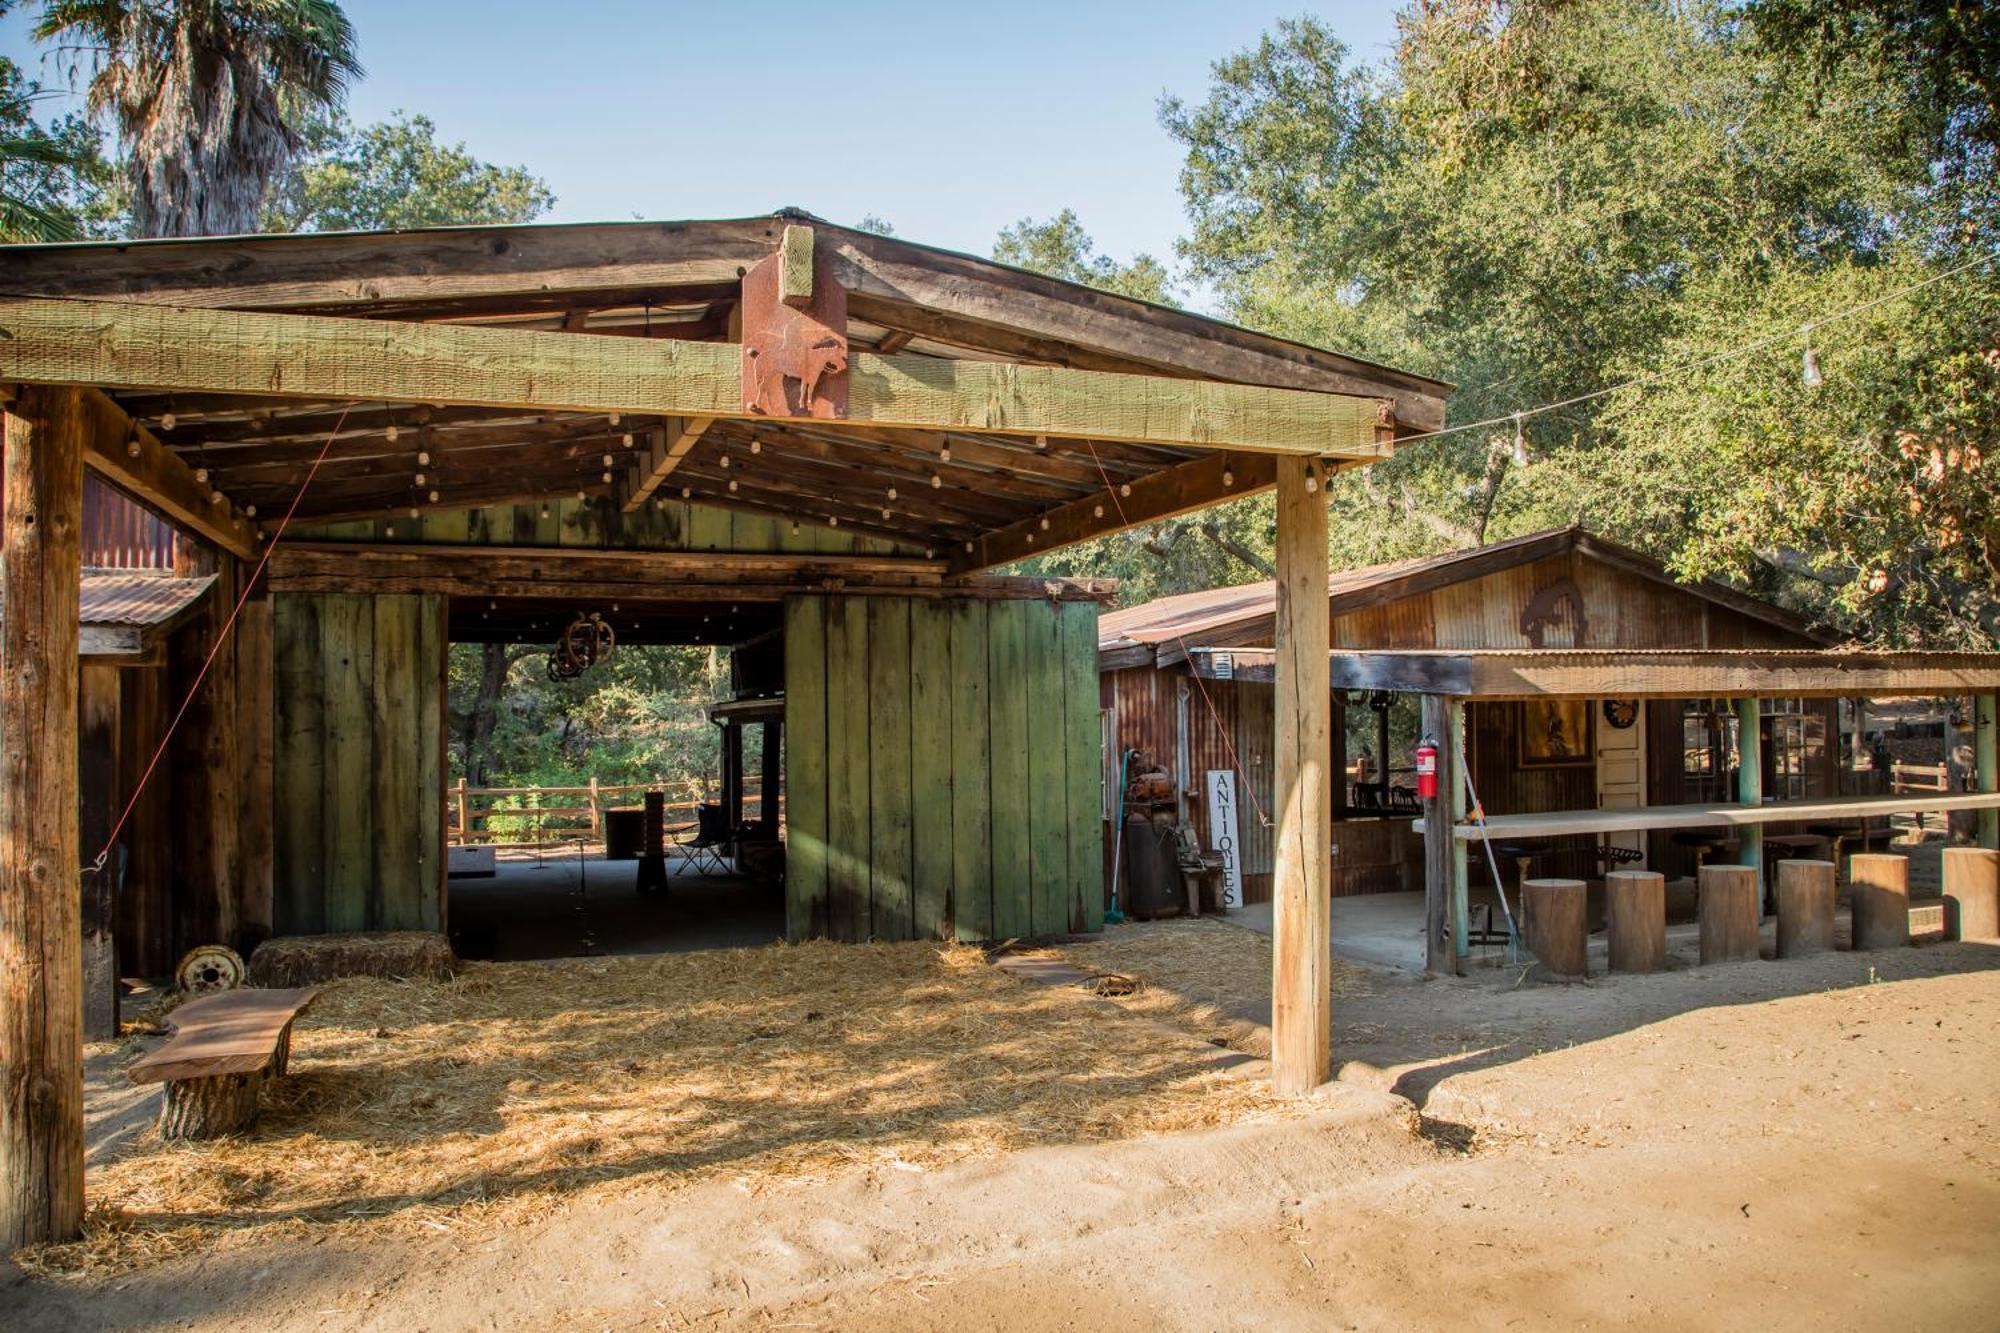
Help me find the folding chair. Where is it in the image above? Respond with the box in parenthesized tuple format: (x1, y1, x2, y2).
(675, 802, 732, 876)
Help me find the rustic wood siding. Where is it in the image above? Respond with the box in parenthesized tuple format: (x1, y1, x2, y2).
(786, 593, 1101, 941)
(293, 497, 908, 555)
(272, 592, 446, 935)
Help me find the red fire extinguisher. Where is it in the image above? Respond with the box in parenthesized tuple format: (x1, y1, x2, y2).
(1414, 735, 1439, 800)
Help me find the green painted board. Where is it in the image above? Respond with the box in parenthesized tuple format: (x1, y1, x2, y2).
(867, 598, 914, 940)
(272, 593, 325, 935)
(909, 601, 954, 939)
(424, 509, 472, 544)
(1060, 602, 1105, 932)
(1024, 600, 1069, 936)
(986, 599, 1032, 939)
(732, 511, 779, 551)
(824, 597, 872, 940)
(414, 595, 444, 931)
(948, 600, 993, 941)
(370, 596, 418, 929)
(783, 597, 829, 939)
(320, 594, 374, 933)
(688, 503, 733, 552)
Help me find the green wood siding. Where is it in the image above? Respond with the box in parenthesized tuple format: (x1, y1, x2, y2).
(272, 591, 447, 935)
(783, 593, 1102, 943)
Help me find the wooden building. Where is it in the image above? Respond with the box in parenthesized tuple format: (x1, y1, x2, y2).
(0, 211, 1452, 1242)
(1102, 527, 2000, 969)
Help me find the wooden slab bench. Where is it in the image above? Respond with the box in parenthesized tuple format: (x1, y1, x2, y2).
(129, 987, 317, 1140)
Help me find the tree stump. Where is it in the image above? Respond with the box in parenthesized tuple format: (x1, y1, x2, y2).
(159, 1071, 265, 1141)
(1522, 878, 1588, 979)
(1941, 847, 1999, 943)
(1698, 864, 1760, 965)
(1849, 853, 1910, 952)
(1604, 869, 1665, 974)
(1775, 858, 1836, 959)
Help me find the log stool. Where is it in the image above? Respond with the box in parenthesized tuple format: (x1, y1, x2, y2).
(1604, 869, 1666, 974)
(1849, 853, 1910, 951)
(1941, 847, 1999, 943)
(1521, 878, 1588, 979)
(1775, 858, 1836, 959)
(1697, 863, 1760, 965)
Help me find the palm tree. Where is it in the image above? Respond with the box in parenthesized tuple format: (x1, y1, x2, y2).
(31, 0, 362, 237)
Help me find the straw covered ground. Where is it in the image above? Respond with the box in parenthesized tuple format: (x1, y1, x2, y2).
(1023, 916, 1377, 1057)
(32, 938, 1288, 1279)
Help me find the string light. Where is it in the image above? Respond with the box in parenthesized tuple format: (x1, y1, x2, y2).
(940, 445, 952, 463)
(1801, 326, 1823, 388)
(540, 503, 551, 519)
(601, 453, 614, 468)
(194, 467, 209, 484)
(1222, 469, 1234, 488)
(244, 505, 257, 518)
(1039, 516, 1051, 530)
(1118, 483, 1131, 498)
(681, 486, 692, 499)
(729, 479, 740, 492)
(414, 472, 426, 486)
(608, 412, 621, 426)
(719, 454, 731, 468)
(409, 506, 420, 520)
(417, 450, 430, 466)
(930, 474, 942, 489)
(428, 490, 439, 503)
(750, 440, 762, 455)
(1093, 504, 1104, 518)
(159, 412, 176, 432)
(385, 424, 399, 443)
(886, 486, 898, 501)
(621, 432, 634, 448)
(828, 516, 839, 527)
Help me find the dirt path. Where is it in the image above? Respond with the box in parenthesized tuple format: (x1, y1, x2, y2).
(6, 945, 1997, 1330)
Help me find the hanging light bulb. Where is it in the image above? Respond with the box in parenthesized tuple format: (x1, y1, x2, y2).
(608, 412, 621, 426)
(409, 506, 421, 520)
(1039, 517, 1050, 531)
(719, 453, 731, 468)
(1093, 504, 1104, 518)
(887, 486, 898, 501)
(429, 490, 440, 503)
(1222, 469, 1235, 488)
(417, 450, 430, 466)
(159, 412, 177, 432)
(576, 489, 587, 502)
(602, 470, 614, 484)
(964, 541, 974, 553)
(939, 445, 952, 463)
(540, 504, 551, 519)
(622, 432, 634, 448)
(601, 452, 614, 468)
(729, 479, 739, 492)
(1305, 469, 1319, 495)
(1801, 324, 1823, 388)
(194, 467, 209, 484)
(1118, 483, 1131, 498)
(385, 424, 399, 443)
(384, 522, 396, 537)
(881, 506, 892, 519)
(1511, 413, 1531, 468)
(681, 486, 692, 499)
(244, 504, 258, 518)
(414, 472, 427, 486)
(930, 473, 943, 489)
(750, 440, 762, 455)
(829, 516, 839, 528)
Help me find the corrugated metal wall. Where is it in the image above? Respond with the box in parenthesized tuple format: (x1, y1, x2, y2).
(83, 478, 181, 570)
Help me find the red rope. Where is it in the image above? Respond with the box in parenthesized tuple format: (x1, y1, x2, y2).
(88, 409, 351, 873)
(1083, 441, 1273, 831)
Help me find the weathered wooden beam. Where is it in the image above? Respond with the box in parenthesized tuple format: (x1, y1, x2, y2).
(0, 298, 1390, 459)
(0, 384, 86, 1248)
(951, 450, 1280, 574)
(621, 417, 714, 511)
(75, 388, 257, 560)
(1270, 458, 1331, 1096)
(779, 224, 814, 307)
(0, 218, 1449, 431)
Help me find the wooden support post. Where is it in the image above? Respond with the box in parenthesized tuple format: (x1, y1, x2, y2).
(167, 551, 243, 957)
(78, 662, 121, 1041)
(1, 384, 86, 1249)
(723, 724, 745, 831)
(1736, 697, 1763, 896)
(1849, 852, 1910, 951)
(1420, 693, 1455, 975)
(1698, 863, 1760, 964)
(761, 721, 782, 826)
(1270, 459, 1331, 1095)
(1448, 701, 1469, 966)
(1976, 691, 1996, 850)
(1521, 878, 1589, 979)
(1941, 847, 1999, 943)
(588, 775, 602, 839)
(455, 776, 470, 841)
(1775, 858, 1837, 959)
(1605, 868, 1666, 974)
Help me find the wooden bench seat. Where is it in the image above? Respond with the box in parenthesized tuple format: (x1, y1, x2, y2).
(130, 987, 317, 1140)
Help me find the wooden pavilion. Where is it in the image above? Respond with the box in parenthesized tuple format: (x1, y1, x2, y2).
(0, 211, 1451, 1245)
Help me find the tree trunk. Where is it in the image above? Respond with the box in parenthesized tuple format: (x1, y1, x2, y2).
(158, 1071, 264, 1141)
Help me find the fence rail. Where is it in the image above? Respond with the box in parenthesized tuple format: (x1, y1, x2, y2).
(447, 776, 770, 847)
(1889, 761, 1949, 794)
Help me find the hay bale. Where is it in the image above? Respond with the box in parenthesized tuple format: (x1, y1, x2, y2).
(247, 931, 456, 987)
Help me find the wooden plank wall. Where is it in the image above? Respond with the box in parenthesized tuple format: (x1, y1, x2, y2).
(293, 496, 910, 556)
(272, 591, 446, 935)
(785, 594, 1103, 942)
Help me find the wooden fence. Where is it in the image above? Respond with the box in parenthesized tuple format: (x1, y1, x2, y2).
(447, 775, 769, 846)
(1889, 761, 1949, 794)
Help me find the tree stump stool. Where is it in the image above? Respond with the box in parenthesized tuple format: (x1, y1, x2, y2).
(1941, 847, 1999, 943)
(1849, 853, 1910, 952)
(1698, 863, 1760, 965)
(1521, 878, 1588, 979)
(1604, 869, 1665, 974)
(1775, 858, 1836, 959)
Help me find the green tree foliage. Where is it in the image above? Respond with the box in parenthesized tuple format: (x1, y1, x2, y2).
(0, 55, 118, 239)
(28, 0, 363, 237)
(993, 208, 1176, 304)
(264, 110, 554, 231)
(1163, 1, 1999, 644)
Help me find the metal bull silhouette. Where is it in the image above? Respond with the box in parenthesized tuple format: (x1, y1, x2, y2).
(1520, 576, 1590, 648)
(740, 225, 850, 420)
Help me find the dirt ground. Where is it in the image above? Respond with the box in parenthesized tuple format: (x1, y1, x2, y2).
(4, 924, 1997, 1331)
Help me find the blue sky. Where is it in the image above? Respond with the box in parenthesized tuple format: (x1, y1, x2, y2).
(2, 1, 1402, 279)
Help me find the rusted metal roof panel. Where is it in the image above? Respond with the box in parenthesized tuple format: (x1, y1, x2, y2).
(79, 572, 213, 627)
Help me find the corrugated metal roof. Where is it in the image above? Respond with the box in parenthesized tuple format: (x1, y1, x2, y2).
(79, 571, 213, 627)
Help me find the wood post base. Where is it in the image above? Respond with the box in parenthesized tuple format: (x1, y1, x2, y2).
(1522, 878, 1588, 979)
(1776, 859, 1837, 959)
(1698, 864, 1760, 965)
(1849, 853, 1910, 952)
(1605, 869, 1666, 974)
(159, 1071, 265, 1141)
(1941, 847, 1999, 943)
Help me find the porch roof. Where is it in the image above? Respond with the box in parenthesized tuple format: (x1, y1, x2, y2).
(1185, 646, 2000, 700)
